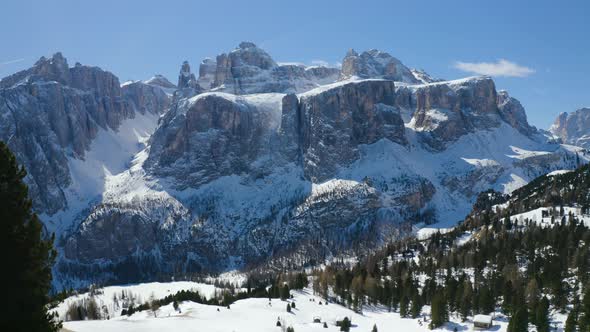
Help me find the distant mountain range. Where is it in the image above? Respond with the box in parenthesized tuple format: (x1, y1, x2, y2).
(0, 42, 587, 289)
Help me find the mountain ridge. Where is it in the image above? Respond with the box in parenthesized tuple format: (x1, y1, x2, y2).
(0, 43, 587, 289)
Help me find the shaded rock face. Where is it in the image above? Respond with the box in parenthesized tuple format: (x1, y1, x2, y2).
(122, 81, 171, 116)
(0, 53, 170, 214)
(407, 77, 503, 149)
(290, 81, 407, 181)
(340, 49, 420, 83)
(145, 93, 282, 187)
(146, 80, 407, 186)
(497, 90, 536, 136)
(549, 108, 590, 148)
(177, 61, 198, 90)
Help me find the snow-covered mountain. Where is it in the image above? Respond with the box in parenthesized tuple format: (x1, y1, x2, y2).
(0, 44, 586, 289)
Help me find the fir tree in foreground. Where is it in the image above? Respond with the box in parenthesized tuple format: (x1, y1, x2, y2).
(0, 141, 59, 332)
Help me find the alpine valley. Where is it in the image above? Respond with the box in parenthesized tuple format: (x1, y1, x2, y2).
(1, 42, 587, 290)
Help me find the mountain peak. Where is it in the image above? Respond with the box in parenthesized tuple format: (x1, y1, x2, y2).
(550, 107, 590, 148)
(238, 41, 258, 49)
(339, 48, 420, 83)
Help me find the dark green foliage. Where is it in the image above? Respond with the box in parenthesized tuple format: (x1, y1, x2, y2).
(507, 307, 528, 332)
(534, 297, 550, 332)
(430, 291, 448, 329)
(280, 284, 291, 301)
(410, 292, 423, 318)
(286, 327, 295, 332)
(303, 164, 590, 331)
(286, 303, 291, 312)
(0, 141, 60, 332)
(292, 273, 308, 290)
(372, 323, 378, 332)
(399, 295, 409, 318)
(564, 308, 577, 332)
(580, 287, 590, 331)
(337, 317, 351, 332)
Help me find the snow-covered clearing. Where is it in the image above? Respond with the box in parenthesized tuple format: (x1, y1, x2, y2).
(61, 287, 513, 332)
(506, 206, 590, 227)
(54, 282, 219, 322)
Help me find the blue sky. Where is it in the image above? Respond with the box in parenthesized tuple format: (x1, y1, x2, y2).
(0, 0, 588, 129)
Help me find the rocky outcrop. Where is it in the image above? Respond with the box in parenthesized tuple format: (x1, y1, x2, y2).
(497, 90, 536, 136)
(549, 108, 590, 148)
(122, 80, 171, 115)
(145, 92, 282, 187)
(144, 75, 176, 89)
(290, 80, 407, 180)
(340, 49, 420, 83)
(0, 53, 170, 214)
(407, 77, 503, 149)
(177, 61, 198, 90)
(202, 42, 339, 94)
(197, 58, 216, 90)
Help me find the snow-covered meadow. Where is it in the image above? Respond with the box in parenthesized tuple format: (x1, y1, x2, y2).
(60, 286, 512, 332)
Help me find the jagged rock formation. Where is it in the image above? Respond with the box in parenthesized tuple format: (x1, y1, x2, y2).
(197, 58, 216, 90)
(549, 108, 590, 148)
(0, 53, 170, 214)
(199, 42, 339, 94)
(395, 77, 537, 150)
(340, 49, 420, 83)
(144, 74, 176, 89)
(497, 90, 536, 136)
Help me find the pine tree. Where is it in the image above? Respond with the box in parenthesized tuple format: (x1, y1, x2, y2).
(534, 296, 550, 332)
(0, 141, 59, 332)
(410, 292, 423, 318)
(564, 309, 577, 332)
(280, 284, 291, 301)
(459, 281, 473, 321)
(372, 324, 378, 332)
(286, 303, 291, 312)
(430, 292, 448, 329)
(399, 295, 409, 318)
(507, 307, 528, 332)
(580, 287, 590, 332)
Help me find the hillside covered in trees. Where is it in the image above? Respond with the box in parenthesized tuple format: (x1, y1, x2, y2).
(308, 165, 590, 331)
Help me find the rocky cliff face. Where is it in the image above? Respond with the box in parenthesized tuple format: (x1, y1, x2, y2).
(395, 77, 537, 150)
(549, 108, 590, 148)
(0, 53, 171, 214)
(145, 92, 283, 187)
(291, 80, 407, 181)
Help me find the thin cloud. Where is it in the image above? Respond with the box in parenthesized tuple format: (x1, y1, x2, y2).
(0, 58, 26, 66)
(454, 59, 535, 78)
(310, 59, 341, 68)
(311, 59, 329, 67)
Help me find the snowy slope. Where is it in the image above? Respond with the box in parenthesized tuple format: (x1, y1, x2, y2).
(59, 287, 516, 332)
(40, 111, 161, 236)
